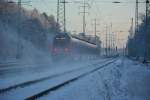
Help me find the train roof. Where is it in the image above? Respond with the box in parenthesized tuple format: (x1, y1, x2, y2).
(54, 32, 101, 46)
(54, 32, 71, 39)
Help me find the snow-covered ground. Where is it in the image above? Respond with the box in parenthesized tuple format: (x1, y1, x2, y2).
(0, 57, 150, 100)
(0, 57, 114, 100)
(0, 57, 109, 90)
(38, 57, 150, 100)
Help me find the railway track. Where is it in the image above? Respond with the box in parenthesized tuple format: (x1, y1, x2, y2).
(0, 63, 52, 71)
(0, 59, 109, 93)
(0, 58, 117, 100)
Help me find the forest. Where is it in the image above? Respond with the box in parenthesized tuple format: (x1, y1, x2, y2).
(127, 14, 150, 61)
(0, 0, 60, 60)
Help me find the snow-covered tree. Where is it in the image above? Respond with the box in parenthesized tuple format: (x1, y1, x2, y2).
(0, 1, 60, 59)
(127, 14, 150, 60)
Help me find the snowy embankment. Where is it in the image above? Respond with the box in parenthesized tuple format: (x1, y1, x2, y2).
(39, 57, 150, 100)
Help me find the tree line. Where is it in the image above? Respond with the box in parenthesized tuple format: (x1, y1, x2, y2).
(127, 14, 150, 61)
(0, 0, 60, 59)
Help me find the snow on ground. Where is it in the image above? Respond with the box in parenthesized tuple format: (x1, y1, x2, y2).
(0, 58, 114, 100)
(0, 57, 108, 90)
(39, 57, 150, 100)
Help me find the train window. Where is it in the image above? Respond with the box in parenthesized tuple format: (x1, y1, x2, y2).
(53, 37, 70, 48)
(56, 37, 65, 40)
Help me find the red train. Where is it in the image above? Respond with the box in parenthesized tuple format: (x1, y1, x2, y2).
(51, 33, 100, 60)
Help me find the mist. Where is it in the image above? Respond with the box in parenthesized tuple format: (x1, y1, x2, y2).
(0, 1, 59, 64)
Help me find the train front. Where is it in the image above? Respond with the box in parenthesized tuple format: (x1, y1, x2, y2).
(51, 33, 72, 60)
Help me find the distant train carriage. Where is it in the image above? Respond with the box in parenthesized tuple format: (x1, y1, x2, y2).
(51, 33, 100, 60)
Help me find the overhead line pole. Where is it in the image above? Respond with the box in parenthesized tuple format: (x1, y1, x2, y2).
(131, 18, 134, 38)
(135, 0, 138, 35)
(58, 0, 68, 33)
(57, 0, 60, 24)
(79, 0, 89, 34)
(105, 25, 108, 56)
(110, 23, 113, 56)
(83, 0, 86, 33)
(93, 18, 100, 43)
(16, 0, 22, 59)
(63, 0, 66, 32)
(60, 0, 67, 32)
(144, 0, 150, 62)
(94, 18, 97, 43)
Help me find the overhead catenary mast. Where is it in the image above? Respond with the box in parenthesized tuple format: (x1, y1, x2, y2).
(79, 0, 89, 34)
(144, 0, 150, 62)
(57, 0, 68, 33)
(83, 0, 86, 33)
(135, 0, 138, 34)
(16, 0, 22, 59)
(105, 25, 108, 56)
(130, 18, 134, 38)
(92, 18, 100, 43)
(57, 0, 60, 24)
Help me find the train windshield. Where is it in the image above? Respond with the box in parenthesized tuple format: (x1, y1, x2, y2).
(53, 34, 70, 48)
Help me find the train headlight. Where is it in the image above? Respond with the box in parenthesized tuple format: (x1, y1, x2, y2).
(64, 48, 69, 52)
(53, 48, 59, 52)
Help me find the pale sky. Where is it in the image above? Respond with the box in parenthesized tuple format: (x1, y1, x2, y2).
(13, 0, 146, 48)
